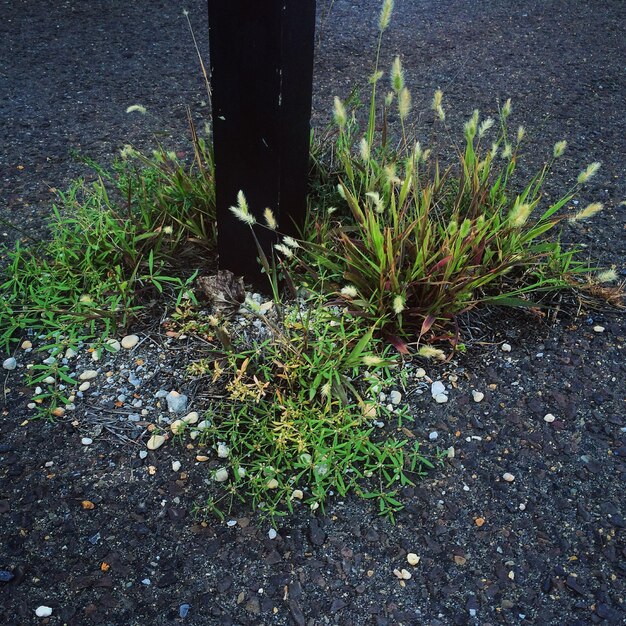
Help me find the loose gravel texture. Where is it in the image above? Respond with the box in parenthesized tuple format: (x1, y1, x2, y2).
(1, 1, 625, 625)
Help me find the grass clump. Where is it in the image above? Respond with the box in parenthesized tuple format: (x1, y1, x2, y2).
(0, 126, 216, 352)
(191, 296, 436, 521)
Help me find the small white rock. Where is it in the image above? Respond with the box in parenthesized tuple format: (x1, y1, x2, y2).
(2, 357, 17, 370)
(291, 489, 304, 500)
(21, 340, 33, 350)
(389, 390, 402, 405)
(407, 553, 420, 566)
(81, 437, 93, 446)
(543, 413, 556, 423)
(170, 420, 186, 435)
(472, 390, 485, 403)
(139, 450, 148, 459)
(214, 468, 229, 482)
(593, 325, 605, 333)
(217, 443, 230, 458)
(65, 347, 77, 359)
(42, 356, 56, 366)
(43, 376, 55, 385)
(501, 343, 512, 352)
(434, 393, 448, 404)
(147, 434, 166, 450)
(237, 467, 247, 478)
(79, 370, 98, 381)
(121, 334, 140, 349)
(268, 528, 277, 540)
(415, 367, 426, 378)
(429, 431, 439, 441)
(171, 460, 182, 472)
(35, 606, 53, 618)
(166, 390, 188, 414)
(78, 381, 91, 392)
(431, 381, 446, 397)
(182, 411, 199, 424)
(106, 338, 121, 352)
(502, 472, 515, 482)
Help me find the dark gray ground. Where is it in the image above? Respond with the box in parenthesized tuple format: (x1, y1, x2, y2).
(1, 1, 625, 625)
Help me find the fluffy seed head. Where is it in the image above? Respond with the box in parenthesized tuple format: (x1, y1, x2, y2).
(571, 202, 603, 222)
(385, 91, 394, 107)
(464, 110, 480, 140)
(459, 218, 472, 238)
(508, 202, 533, 228)
(263, 208, 278, 230)
(359, 137, 371, 162)
(320, 381, 332, 398)
(398, 87, 411, 120)
(274, 243, 294, 258)
(501, 143, 513, 159)
(553, 140, 567, 158)
(577, 162, 601, 184)
(366, 191, 384, 213)
(369, 70, 384, 84)
(333, 96, 347, 128)
(391, 56, 405, 93)
(283, 236, 300, 249)
(341, 285, 358, 298)
(119, 144, 136, 159)
(229, 191, 256, 226)
(502, 98, 512, 118)
(517, 126, 526, 142)
(379, 0, 394, 31)
(597, 268, 618, 283)
(418, 346, 446, 361)
(363, 355, 385, 367)
(393, 295, 405, 314)
(126, 104, 147, 114)
(432, 89, 443, 110)
(478, 118, 494, 138)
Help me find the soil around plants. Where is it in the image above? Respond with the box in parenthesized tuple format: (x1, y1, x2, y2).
(1, 1, 625, 625)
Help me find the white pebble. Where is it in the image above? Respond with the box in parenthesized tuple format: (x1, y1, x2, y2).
(79, 370, 98, 381)
(42, 356, 56, 365)
(139, 450, 148, 459)
(429, 431, 439, 441)
(543, 413, 556, 423)
(389, 390, 402, 405)
(472, 390, 485, 403)
(501, 343, 512, 352)
(106, 338, 121, 352)
(35, 606, 53, 617)
(21, 340, 33, 350)
(171, 460, 181, 472)
(434, 393, 448, 404)
(78, 381, 91, 392)
(146, 434, 166, 450)
(407, 553, 420, 566)
(65, 347, 77, 359)
(43, 376, 55, 385)
(502, 472, 515, 482)
(121, 334, 140, 349)
(593, 325, 605, 333)
(214, 468, 229, 482)
(217, 443, 230, 458)
(2, 357, 17, 370)
(431, 381, 446, 397)
(268, 528, 277, 540)
(415, 367, 426, 378)
(81, 437, 93, 446)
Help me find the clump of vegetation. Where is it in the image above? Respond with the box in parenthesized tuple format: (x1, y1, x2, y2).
(0, 123, 215, 351)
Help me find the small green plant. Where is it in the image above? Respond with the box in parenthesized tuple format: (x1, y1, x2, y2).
(0, 128, 214, 353)
(297, 0, 619, 349)
(194, 296, 437, 521)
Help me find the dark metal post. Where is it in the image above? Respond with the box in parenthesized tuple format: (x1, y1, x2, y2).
(208, 0, 316, 279)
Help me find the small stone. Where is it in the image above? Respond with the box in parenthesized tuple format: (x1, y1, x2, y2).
(139, 450, 148, 459)
(179, 604, 191, 619)
(543, 413, 556, 423)
(21, 340, 33, 350)
(434, 393, 448, 404)
(475, 517, 485, 527)
(195, 455, 210, 462)
(291, 489, 304, 500)
(65, 347, 77, 359)
(81, 437, 93, 445)
(429, 431, 439, 441)
(147, 434, 166, 450)
(502, 472, 515, 482)
(91, 350, 100, 362)
(42, 356, 56, 366)
(472, 390, 485, 403)
(431, 381, 446, 397)
(268, 528, 277, 540)
(170, 420, 186, 435)
(182, 411, 199, 425)
(267, 478, 279, 489)
(415, 367, 426, 378)
(121, 334, 140, 349)
(501, 343, 512, 352)
(196, 419, 211, 430)
(106, 338, 121, 352)
(51, 407, 65, 418)
(79, 370, 98, 381)
(400, 569, 412, 580)
(35, 606, 53, 618)
(78, 381, 91, 392)
(361, 402, 377, 419)
(27, 402, 36, 409)
(237, 467, 246, 478)
(166, 391, 188, 414)
(446, 446, 455, 458)
(172, 460, 181, 472)
(141, 578, 151, 586)
(217, 443, 229, 458)
(407, 553, 420, 566)
(214, 468, 229, 482)
(2, 357, 17, 370)
(389, 390, 402, 405)
(43, 376, 55, 385)
(593, 325, 605, 333)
